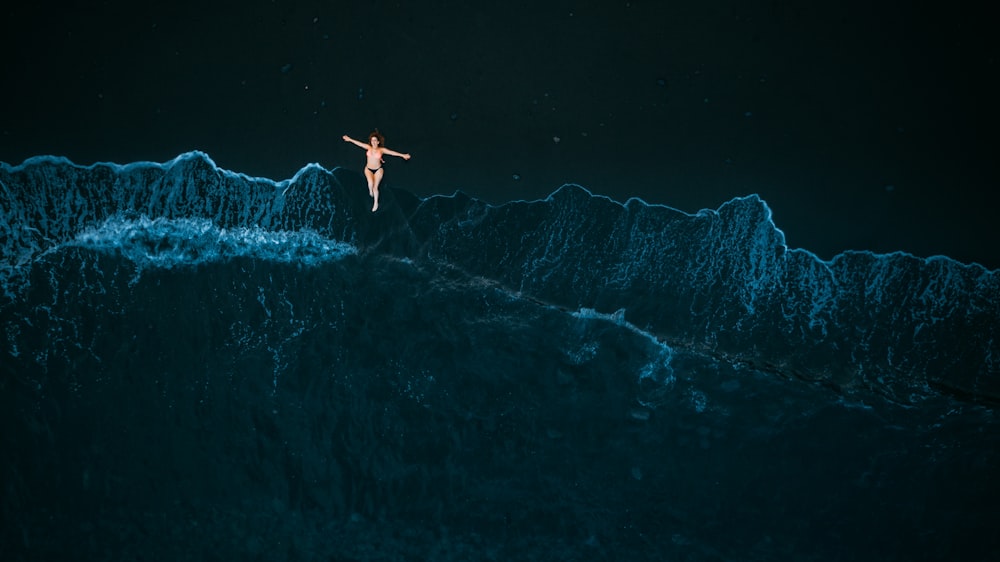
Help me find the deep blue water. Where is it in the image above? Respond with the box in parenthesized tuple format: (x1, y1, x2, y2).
(2, 152, 998, 561)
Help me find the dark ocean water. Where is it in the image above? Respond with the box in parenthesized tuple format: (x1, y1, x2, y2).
(2, 152, 998, 561)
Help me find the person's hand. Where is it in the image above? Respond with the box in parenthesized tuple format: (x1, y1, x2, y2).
(403, 154, 411, 160)
(342, 135, 350, 142)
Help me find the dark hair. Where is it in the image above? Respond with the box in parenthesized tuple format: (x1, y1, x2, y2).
(368, 129, 385, 146)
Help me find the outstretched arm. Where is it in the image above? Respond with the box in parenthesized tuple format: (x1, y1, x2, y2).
(382, 148, 412, 160)
(342, 135, 370, 149)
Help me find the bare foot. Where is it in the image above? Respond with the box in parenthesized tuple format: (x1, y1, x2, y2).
(372, 200, 379, 212)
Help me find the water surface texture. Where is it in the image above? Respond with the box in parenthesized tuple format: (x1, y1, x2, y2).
(2, 153, 997, 561)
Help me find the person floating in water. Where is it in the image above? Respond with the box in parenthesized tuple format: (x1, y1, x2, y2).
(342, 130, 411, 212)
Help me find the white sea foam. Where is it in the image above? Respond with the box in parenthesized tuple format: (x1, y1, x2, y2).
(71, 214, 356, 269)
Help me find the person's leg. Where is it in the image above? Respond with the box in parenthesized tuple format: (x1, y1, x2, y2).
(364, 169, 375, 197)
(372, 169, 384, 211)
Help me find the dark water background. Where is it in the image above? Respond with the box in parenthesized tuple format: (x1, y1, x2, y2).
(2, 153, 998, 560)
